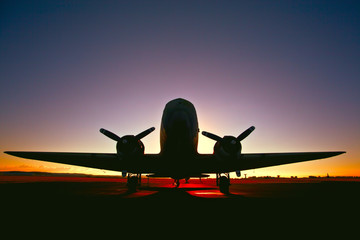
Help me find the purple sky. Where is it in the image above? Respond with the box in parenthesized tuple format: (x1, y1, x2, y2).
(1, 0, 359, 177)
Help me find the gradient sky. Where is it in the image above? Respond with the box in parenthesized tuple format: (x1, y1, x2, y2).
(1, 0, 359, 177)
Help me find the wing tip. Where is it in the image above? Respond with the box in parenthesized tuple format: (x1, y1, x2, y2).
(324, 151, 346, 158)
(335, 151, 346, 155)
(4, 151, 36, 158)
(4, 151, 23, 157)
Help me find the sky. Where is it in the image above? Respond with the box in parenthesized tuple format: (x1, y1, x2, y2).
(1, 0, 359, 177)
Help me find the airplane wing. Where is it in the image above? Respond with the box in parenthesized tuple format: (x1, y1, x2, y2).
(196, 151, 345, 173)
(4, 151, 161, 173)
(4, 151, 345, 175)
(238, 151, 345, 171)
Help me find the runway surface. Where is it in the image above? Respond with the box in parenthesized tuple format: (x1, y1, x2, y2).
(2, 176, 359, 205)
(1, 176, 359, 234)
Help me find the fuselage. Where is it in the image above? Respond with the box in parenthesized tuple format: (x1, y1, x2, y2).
(160, 98, 199, 158)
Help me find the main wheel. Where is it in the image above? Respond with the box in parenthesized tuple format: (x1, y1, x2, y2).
(175, 179, 180, 188)
(127, 176, 138, 192)
(219, 176, 230, 194)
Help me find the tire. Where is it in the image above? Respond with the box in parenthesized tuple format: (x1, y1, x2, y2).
(127, 176, 138, 192)
(219, 176, 230, 194)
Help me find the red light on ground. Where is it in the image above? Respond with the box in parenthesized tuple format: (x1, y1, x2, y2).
(123, 190, 158, 198)
(187, 190, 227, 198)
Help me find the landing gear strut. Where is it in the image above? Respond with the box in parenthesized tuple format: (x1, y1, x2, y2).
(216, 173, 230, 194)
(175, 179, 180, 188)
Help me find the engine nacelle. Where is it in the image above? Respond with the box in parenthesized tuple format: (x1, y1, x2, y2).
(213, 136, 242, 160)
(116, 135, 145, 159)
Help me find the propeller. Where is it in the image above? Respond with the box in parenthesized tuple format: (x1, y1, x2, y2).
(202, 126, 255, 154)
(99, 127, 155, 177)
(100, 126, 155, 155)
(202, 131, 222, 142)
(135, 127, 156, 140)
(236, 126, 255, 141)
(99, 128, 121, 142)
(100, 127, 155, 142)
(202, 126, 255, 142)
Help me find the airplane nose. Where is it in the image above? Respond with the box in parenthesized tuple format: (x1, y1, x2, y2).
(165, 110, 192, 135)
(161, 98, 197, 135)
(172, 111, 190, 126)
(177, 100, 185, 106)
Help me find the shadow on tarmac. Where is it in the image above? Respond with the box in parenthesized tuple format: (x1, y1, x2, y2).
(2, 179, 360, 233)
(2, 179, 360, 216)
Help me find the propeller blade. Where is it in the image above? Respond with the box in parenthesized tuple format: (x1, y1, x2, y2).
(100, 128, 122, 142)
(237, 126, 255, 141)
(135, 127, 155, 140)
(202, 131, 222, 142)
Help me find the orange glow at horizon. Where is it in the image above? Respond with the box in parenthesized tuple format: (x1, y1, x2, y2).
(1, 140, 357, 178)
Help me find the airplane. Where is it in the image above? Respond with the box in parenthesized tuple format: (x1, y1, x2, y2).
(5, 98, 345, 193)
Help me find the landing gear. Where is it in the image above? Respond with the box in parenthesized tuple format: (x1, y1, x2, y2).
(175, 179, 180, 188)
(216, 173, 230, 194)
(219, 176, 230, 194)
(127, 173, 141, 192)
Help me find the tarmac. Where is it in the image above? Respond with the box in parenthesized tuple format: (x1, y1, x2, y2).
(1, 176, 359, 205)
(1, 176, 359, 231)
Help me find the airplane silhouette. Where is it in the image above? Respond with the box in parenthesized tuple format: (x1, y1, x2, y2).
(5, 98, 345, 193)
